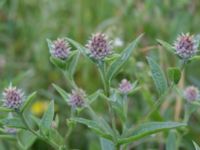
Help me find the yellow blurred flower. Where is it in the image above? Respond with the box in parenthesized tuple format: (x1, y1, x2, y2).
(31, 100, 58, 116)
(31, 101, 49, 116)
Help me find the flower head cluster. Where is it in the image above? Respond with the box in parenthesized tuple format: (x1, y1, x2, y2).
(50, 38, 71, 60)
(118, 79, 133, 94)
(86, 33, 112, 60)
(184, 86, 199, 102)
(69, 88, 86, 108)
(2, 85, 24, 110)
(174, 33, 198, 59)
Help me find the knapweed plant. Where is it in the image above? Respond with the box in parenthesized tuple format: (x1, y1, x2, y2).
(1, 32, 200, 150)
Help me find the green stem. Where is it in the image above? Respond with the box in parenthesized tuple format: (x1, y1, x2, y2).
(97, 61, 109, 96)
(97, 61, 118, 143)
(122, 95, 128, 132)
(62, 70, 77, 89)
(64, 109, 76, 146)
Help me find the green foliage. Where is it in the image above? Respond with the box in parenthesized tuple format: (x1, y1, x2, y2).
(20, 91, 37, 113)
(40, 101, 54, 135)
(17, 130, 37, 150)
(107, 34, 143, 83)
(168, 67, 181, 84)
(147, 57, 168, 95)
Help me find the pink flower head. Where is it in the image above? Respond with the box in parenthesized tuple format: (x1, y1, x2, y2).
(3, 85, 24, 110)
(86, 33, 112, 60)
(119, 79, 133, 94)
(50, 38, 71, 60)
(174, 33, 198, 59)
(184, 86, 199, 102)
(69, 88, 86, 108)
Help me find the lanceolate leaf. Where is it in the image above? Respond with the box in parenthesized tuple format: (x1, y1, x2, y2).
(66, 38, 90, 60)
(118, 122, 186, 144)
(68, 51, 80, 77)
(40, 101, 54, 133)
(71, 117, 112, 140)
(48, 128, 64, 145)
(50, 56, 66, 70)
(0, 107, 13, 112)
(52, 84, 69, 102)
(157, 39, 175, 54)
(167, 67, 181, 84)
(193, 141, 200, 150)
(0, 118, 26, 129)
(166, 131, 176, 150)
(107, 34, 143, 83)
(100, 138, 115, 150)
(20, 91, 37, 113)
(17, 130, 37, 150)
(147, 57, 168, 95)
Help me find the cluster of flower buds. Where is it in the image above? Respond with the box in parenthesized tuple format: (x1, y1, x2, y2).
(174, 33, 199, 59)
(2, 85, 24, 110)
(184, 86, 199, 102)
(68, 88, 86, 108)
(49, 38, 71, 60)
(86, 33, 112, 60)
(118, 79, 133, 94)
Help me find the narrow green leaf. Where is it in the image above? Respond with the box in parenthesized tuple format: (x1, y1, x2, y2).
(0, 107, 13, 112)
(50, 56, 66, 69)
(189, 56, 200, 62)
(71, 117, 112, 140)
(66, 38, 90, 59)
(20, 92, 37, 113)
(107, 34, 143, 82)
(68, 51, 80, 77)
(166, 131, 176, 150)
(193, 141, 200, 150)
(100, 138, 115, 150)
(40, 101, 54, 133)
(0, 134, 16, 140)
(46, 39, 53, 51)
(48, 128, 64, 145)
(52, 83, 69, 102)
(88, 90, 103, 103)
(0, 118, 26, 129)
(147, 57, 168, 95)
(157, 39, 175, 54)
(168, 67, 181, 84)
(119, 122, 186, 144)
(17, 130, 37, 150)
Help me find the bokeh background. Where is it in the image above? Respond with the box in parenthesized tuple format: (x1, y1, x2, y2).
(1, 0, 200, 149)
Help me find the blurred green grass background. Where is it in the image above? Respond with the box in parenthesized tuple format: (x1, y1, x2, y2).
(1, 0, 200, 149)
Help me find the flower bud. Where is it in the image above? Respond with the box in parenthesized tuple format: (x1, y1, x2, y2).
(174, 33, 198, 59)
(69, 88, 86, 108)
(50, 38, 71, 60)
(119, 79, 133, 94)
(184, 86, 199, 102)
(4, 127, 17, 134)
(2, 85, 24, 110)
(86, 33, 112, 60)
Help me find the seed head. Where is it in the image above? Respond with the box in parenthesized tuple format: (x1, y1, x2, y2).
(174, 33, 198, 59)
(184, 86, 199, 102)
(2, 85, 24, 110)
(50, 38, 70, 60)
(86, 33, 112, 60)
(119, 79, 133, 94)
(69, 88, 86, 108)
